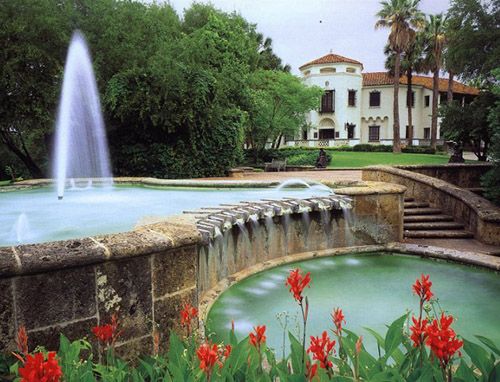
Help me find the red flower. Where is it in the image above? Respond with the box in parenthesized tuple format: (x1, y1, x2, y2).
(16, 326, 29, 356)
(355, 336, 363, 355)
(307, 331, 336, 369)
(410, 316, 428, 347)
(18, 352, 62, 382)
(92, 313, 120, 345)
(412, 274, 433, 302)
(425, 313, 463, 367)
(285, 268, 311, 303)
(180, 303, 198, 336)
(332, 307, 346, 335)
(197, 342, 218, 377)
(306, 361, 318, 381)
(223, 344, 232, 358)
(249, 325, 266, 350)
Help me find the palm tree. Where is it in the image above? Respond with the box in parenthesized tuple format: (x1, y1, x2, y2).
(375, 0, 425, 153)
(384, 32, 425, 144)
(423, 14, 447, 149)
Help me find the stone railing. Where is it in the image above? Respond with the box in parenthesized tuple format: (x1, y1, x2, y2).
(0, 181, 405, 358)
(396, 163, 493, 190)
(362, 165, 500, 245)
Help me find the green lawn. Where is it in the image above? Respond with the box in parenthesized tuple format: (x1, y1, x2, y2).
(327, 152, 451, 168)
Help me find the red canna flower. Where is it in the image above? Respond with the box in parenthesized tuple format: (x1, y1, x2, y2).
(223, 344, 232, 358)
(18, 352, 62, 382)
(306, 361, 318, 381)
(410, 316, 428, 347)
(16, 326, 29, 356)
(307, 331, 336, 369)
(425, 313, 463, 367)
(285, 268, 311, 303)
(92, 313, 120, 346)
(249, 325, 267, 350)
(412, 274, 433, 302)
(197, 342, 218, 378)
(355, 336, 363, 355)
(331, 307, 346, 335)
(180, 303, 198, 336)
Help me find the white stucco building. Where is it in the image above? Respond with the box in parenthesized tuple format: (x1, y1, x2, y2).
(289, 53, 479, 147)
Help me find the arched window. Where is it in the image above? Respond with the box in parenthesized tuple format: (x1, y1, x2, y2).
(320, 67, 336, 74)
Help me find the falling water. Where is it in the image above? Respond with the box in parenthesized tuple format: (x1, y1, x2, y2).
(11, 213, 31, 244)
(275, 178, 311, 191)
(53, 30, 112, 200)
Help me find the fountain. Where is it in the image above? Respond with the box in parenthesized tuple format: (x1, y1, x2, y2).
(53, 30, 112, 200)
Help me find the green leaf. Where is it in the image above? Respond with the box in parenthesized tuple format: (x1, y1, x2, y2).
(488, 361, 500, 382)
(364, 327, 386, 352)
(288, 332, 304, 375)
(464, 338, 495, 378)
(455, 359, 478, 381)
(476, 335, 500, 357)
(384, 314, 408, 362)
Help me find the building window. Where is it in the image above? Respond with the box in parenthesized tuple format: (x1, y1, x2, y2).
(348, 90, 357, 107)
(369, 125, 380, 141)
(424, 128, 430, 139)
(304, 70, 311, 76)
(320, 90, 335, 113)
(406, 91, 415, 107)
(302, 129, 308, 140)
(369, 91, 381, 107)
(320, 67, 336, 74)
(347, 124, 355, 139)
(346, 67, 356, 73)
(425, 95, 430, 107)
(405, 125, 409, 139)
(313, 132, 318, 138)
(335, 131, 340, 138)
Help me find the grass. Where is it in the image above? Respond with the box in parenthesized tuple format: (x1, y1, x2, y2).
(327, 151, 451, 168)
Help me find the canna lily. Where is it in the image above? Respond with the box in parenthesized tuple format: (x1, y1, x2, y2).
(285, 268, 311, 303)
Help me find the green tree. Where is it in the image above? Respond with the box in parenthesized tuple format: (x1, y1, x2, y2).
(440, 92, 495, 161)
(375, 0, 425, 153)
(482, 69, 500, 204)
(423, 13, 447, 150)
(0, 0, 71, 178)
(384, 32, 426, 143)
(245, 70, 322, 162)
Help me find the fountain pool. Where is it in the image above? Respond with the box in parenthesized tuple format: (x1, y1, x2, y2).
(0, 184, 331, 246)
(207, 252, 500, 354)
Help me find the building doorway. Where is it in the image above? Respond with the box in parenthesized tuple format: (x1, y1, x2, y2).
(319, 129, 335, 139)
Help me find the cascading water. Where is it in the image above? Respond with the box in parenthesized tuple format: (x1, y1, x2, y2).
(53, 30, 112, 200)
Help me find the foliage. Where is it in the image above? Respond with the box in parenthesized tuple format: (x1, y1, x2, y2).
(446, 0, 500, 83)
(482, 69, 500, 204)
(440, 91, 496, 161)
(375, 0, 425, 153)
(245, 70, 323, 162)
(0, 0, 296, 179)
(5, 272, 500, 382)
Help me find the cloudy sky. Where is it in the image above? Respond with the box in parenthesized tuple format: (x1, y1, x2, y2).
(165, 0, 450, 74)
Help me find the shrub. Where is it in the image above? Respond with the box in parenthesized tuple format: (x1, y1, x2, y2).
(402, 146, 436, 154)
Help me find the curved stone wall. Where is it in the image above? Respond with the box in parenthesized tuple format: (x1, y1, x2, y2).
(0, 180, 405, 358)
(362, 165, 500, 245)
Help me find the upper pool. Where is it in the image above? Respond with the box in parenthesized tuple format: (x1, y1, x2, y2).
(0, 184, 330, 246)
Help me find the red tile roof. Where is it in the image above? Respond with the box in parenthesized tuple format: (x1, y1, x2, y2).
(362, 72, 479, 95)
(299, 53, 363, 70)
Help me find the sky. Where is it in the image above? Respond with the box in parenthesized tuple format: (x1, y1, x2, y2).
(164, 0, 450, 74)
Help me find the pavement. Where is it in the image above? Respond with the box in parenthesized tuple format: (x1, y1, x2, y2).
(198, 169, 363, 183)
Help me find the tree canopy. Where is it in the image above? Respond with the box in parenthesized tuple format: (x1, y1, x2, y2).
(0, 0, 302, 179)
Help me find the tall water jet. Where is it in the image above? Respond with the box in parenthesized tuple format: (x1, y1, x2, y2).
(53, 31, 112, 200)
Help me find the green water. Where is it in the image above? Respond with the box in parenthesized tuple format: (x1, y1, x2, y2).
(207, 253, 500, 355)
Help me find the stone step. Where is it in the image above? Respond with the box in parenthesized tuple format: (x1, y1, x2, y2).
(404, 201, 430, 208)
(404, 221, 465, 230)
(404, 214, 455, 223)
(404, 197, 415, 202)
(404, 230, 474, 239)
(404, 207, 443, 216)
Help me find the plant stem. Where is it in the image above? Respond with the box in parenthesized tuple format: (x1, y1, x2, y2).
(300, 302, 307, 373)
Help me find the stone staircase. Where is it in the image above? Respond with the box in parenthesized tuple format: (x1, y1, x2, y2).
(404, 197, 473, 239)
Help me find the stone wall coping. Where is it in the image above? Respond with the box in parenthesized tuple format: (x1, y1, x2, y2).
(334, 181, 406, 195)
(364, 165, 500, 223)
(0, 215, 201, 278)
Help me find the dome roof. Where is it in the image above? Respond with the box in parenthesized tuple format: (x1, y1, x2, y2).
(300, 53, 363, 70)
